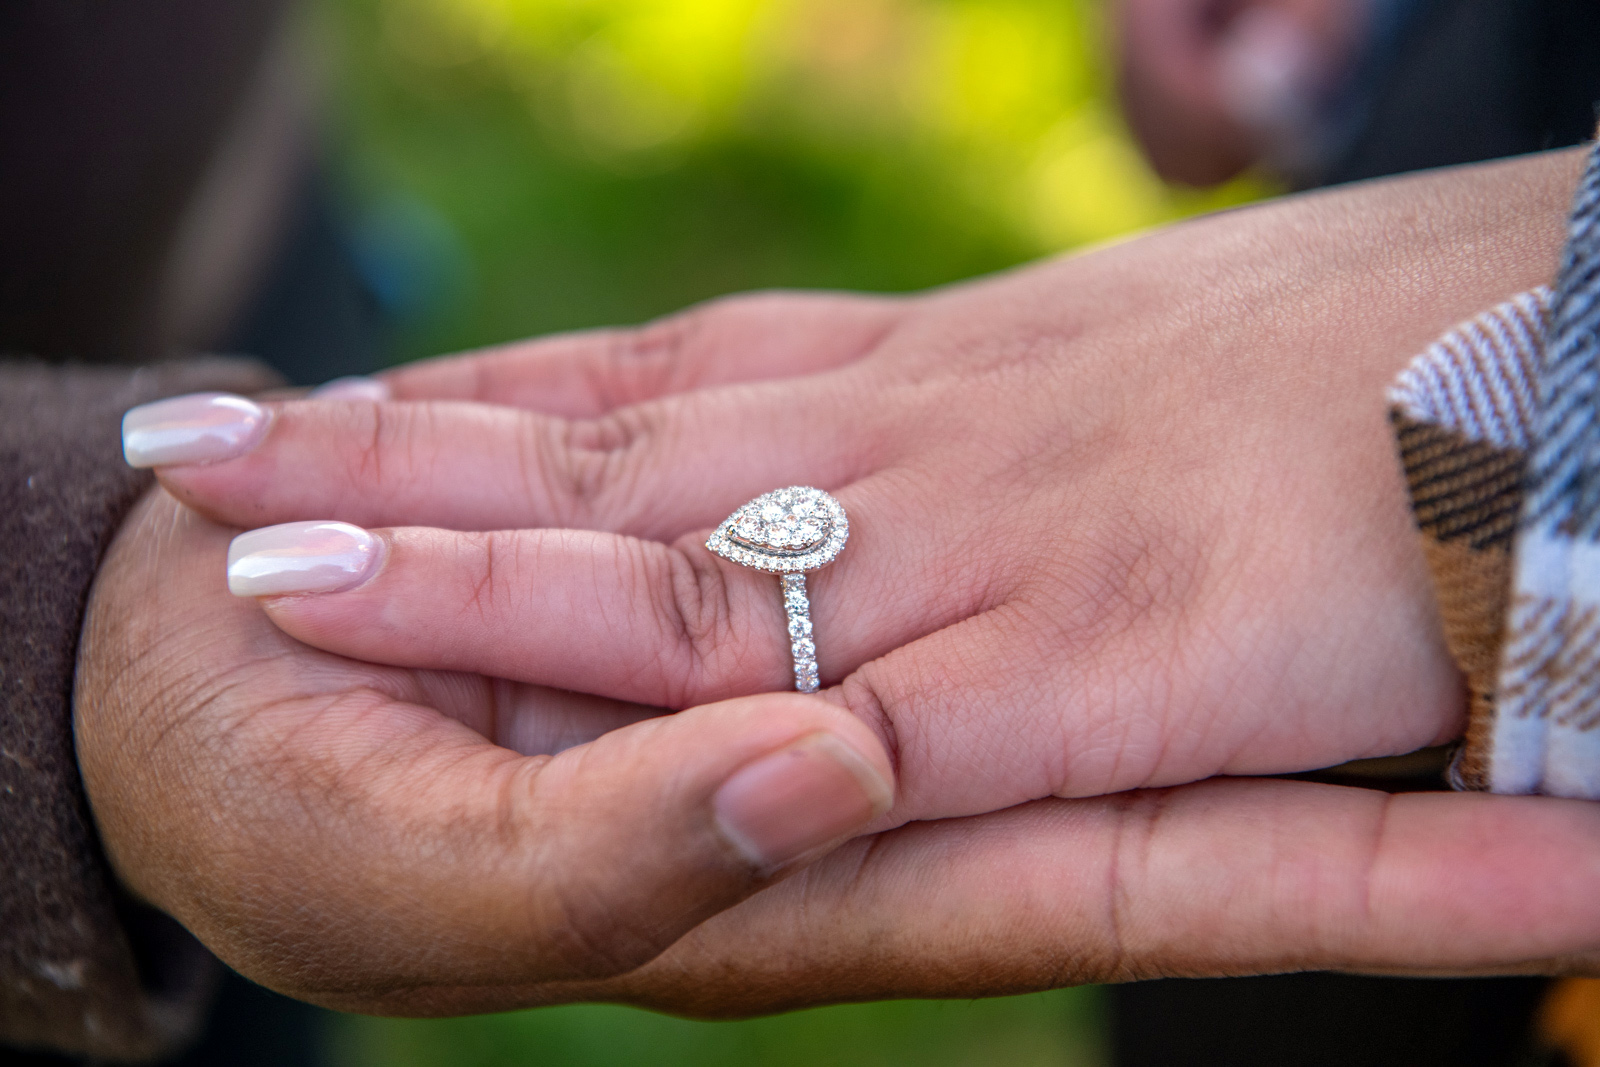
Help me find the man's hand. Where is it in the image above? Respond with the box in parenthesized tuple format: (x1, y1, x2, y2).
(74, 489, 893, 1013)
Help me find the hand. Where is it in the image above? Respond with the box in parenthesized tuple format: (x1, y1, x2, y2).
(575, 779, 1600, 1018)
(75, 487, 894, 1013)
(147, 150, 1579, 826)
(78, 492, 1600, 1018)
(83, 150, 1600, 1016)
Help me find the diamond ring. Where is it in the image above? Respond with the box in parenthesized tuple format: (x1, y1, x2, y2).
(706, 486, 849, 693)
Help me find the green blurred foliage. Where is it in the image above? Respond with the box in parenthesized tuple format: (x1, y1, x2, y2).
(316, 0, 1265, 361)
(336, 987, 1106, 1067)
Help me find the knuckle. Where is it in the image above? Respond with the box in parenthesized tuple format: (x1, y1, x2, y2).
(530, 407, 656, 527)
(581, 289, 842, 408)
(587, 303, 713, 408)
(1099, 788, 1174, 982)
(459, 529, 525, 621)
(837, 669, 903, 780)
(658, 546, 746, 706)
(342, 400, 435, 498)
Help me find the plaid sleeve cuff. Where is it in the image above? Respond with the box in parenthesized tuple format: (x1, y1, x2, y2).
(1390, 142, 1600, 797)
(1388, 288, 1551, 791)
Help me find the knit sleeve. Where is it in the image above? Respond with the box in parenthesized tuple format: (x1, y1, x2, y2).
(1389, 141, 1600, 797)
(0, 357, 277, 1061)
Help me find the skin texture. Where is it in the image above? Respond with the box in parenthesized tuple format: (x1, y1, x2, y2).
(78, 149, 1600, 1016)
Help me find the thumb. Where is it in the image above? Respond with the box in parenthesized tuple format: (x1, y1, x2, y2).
(496, 690, 896, 979)
(116, 682, 892, 1013)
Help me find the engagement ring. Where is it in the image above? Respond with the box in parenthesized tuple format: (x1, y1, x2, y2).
(706, 486, 849, 693)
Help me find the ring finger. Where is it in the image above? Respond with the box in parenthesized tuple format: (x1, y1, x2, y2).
(223, 474, 1013, 710)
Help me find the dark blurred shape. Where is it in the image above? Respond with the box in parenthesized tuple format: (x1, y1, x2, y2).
(1116, 0, 1386, 187)
(0, 0, 289, 362)
(1113, 973, 1559, 1067)
(223, 172, 390, 386)
(0, 968, 331, 1067)
(1324, 0, 1600, 185)
(159, 970, 330, 1067)
(1118, 0, 1600, 190)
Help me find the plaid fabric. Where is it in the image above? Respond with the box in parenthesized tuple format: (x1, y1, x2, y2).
(1389, 288, 1551, 790)
(1389, 143, 1600, 797)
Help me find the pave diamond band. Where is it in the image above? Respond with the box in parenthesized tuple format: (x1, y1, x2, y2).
(782, 574, 819, 692)
(708, 487, 847, 693)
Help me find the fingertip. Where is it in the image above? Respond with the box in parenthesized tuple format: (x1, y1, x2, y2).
(713, 730, 893, 871)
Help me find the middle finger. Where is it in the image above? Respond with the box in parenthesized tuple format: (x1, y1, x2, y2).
(142, 378, 893, 541)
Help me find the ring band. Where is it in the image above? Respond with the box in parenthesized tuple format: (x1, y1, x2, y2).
(781, 574, 817, 691)
(706, 486, 849, 693)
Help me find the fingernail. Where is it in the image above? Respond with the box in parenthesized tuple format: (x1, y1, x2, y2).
(713, 732, 893, 871)
(310, 375, 391, 401)
(122, 393, 268, 468)
(227, 521, 381, 597)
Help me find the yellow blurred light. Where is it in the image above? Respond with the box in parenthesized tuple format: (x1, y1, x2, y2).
(370, 0, 1259, 250)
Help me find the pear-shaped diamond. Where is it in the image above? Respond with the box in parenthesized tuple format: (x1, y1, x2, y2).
(706, 486, 848, 573)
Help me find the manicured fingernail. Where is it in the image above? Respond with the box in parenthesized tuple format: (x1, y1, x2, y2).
(310, 375, 391, 401)
(713, 732, 893, 871)
(227, 521, 381, 597)
(122, 393, 268, 468)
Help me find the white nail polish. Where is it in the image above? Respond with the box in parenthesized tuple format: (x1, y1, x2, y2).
(122, 393, 268, 468)
(227, 521, 380, 597)
(310, 376, 391, 401)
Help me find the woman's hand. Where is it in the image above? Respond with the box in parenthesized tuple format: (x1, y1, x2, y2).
(144, 149, 1581, 827)
(80, 148, 1600, 1014)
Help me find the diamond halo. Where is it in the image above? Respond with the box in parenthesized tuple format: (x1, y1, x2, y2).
(706, 486, 848, 692)
(705, 486, 848, 573)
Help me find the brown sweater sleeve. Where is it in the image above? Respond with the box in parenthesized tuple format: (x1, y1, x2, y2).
(0, 358, 278, 1061)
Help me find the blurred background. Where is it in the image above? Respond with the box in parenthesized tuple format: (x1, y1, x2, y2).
(300, 0, 1258, 367)
(336, 989, 1106, 1067)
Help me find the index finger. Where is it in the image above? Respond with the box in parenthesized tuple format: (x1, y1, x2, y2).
(384, 291, 908, 417)
(519, 780, 1600, 1018)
